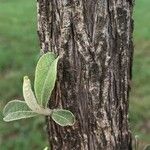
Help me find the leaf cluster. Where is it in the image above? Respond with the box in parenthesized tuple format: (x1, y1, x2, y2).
(3, 52, 75, 127)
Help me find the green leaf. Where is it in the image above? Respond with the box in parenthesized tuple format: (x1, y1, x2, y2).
(23, 76, 43, 112)
(23, 76, 51, 115)
(3, 111, 37, 122)
(34, 52, 56, 106)
(51, 109, 75, 126)
(3, 100, 31, 116)
(43, 147, 49, 150)
(3, 100, 37, 122)
(41, 56, 59, 107)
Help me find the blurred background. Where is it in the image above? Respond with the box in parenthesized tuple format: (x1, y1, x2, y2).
(0, 0, 149, 149)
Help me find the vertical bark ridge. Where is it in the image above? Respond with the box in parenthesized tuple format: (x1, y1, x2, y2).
(37, 0, 134, 149)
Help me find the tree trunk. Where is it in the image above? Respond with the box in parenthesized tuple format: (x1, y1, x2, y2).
(37, 0, 134, 149)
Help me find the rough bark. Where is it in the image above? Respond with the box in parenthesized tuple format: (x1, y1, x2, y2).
(37, 0, 134, 149)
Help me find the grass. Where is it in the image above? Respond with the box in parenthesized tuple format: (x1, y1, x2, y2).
(129, 0, 150, 144)
(0, 1, 48, 150)
(0, 0, 150, 149)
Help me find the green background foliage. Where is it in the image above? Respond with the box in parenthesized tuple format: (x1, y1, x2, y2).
(129, 0, 150, 144)
(0, 0, 149, 149)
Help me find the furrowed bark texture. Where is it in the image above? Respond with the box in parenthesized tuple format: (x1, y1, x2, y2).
(37, 0, 134, 149)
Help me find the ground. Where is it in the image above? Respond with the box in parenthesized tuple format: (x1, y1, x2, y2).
(0, 0, 149, 149)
